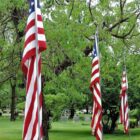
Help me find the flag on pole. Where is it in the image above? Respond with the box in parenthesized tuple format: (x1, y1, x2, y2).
(120, 68, 129, 134)
(21, 0, 47, 139)
(90, 33, 102, 140)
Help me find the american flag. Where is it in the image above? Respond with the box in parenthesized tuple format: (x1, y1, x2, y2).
(90, 34, 102, 140)
(120, 68, 129, 134)
(21, 0, 47, 139)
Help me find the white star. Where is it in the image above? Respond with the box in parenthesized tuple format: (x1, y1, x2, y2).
(31, 2, 34, 6)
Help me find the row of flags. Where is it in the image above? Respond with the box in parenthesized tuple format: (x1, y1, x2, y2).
(21, 0, 129, 139)
(90, 33, 129, 140)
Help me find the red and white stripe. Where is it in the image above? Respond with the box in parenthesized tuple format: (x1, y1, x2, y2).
(22, 0, 47, 140)
(120, 69, 129, 134)
(90, 36, 102, 140)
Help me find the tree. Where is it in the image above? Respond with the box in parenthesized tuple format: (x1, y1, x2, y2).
(0, 0, 26, 121)
(41, 0, 140, 133)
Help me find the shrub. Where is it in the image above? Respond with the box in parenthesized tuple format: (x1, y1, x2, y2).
(78, 114, 84, 121)
(129, 109, 140, 120)
(129, 118, 137, 128)
(45, 93, 69, 120)
(17, 102, 25, 110)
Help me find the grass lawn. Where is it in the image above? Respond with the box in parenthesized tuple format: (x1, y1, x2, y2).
(0, 117, 140, 140)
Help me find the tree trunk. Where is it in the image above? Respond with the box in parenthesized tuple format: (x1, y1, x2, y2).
(69, 105, 75, 119)
(85, 104, 89, 114)
(10, 84, 16, 121)
(42, 75, 49, 140)
(103, 109, 119, 133)
(42, 94, 49, 140)
(110, 118, 117, 132)
(110, 111, 119, 133)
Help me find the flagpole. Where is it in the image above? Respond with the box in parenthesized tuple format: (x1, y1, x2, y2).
(126, 68, 131, 140)
(125, 67, 131, 140)
(95, 29, 100, 71)
(34, 0, 41, 139)
(95, 28, 103, 140)
(123, 47, 131, 140)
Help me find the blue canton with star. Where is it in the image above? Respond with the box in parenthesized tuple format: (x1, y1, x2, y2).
(29, 0, 40, 14)
(92, 42, 98, 58)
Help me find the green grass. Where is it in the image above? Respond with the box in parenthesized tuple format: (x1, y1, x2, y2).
(0, 117, 23, 140)
(0, 117, 140, 140)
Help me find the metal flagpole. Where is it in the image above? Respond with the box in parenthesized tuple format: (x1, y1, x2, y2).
(95, 28, 100, 71)
(95, 28, 103, 140)
(126, 68, 131, 140)
(123, 47, 131, 140)
(34, 0, 41, 139)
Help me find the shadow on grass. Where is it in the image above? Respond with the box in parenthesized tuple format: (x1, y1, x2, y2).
(50, 127, 140, 138)
(109, 128, 140, 137)
(50, 129, 92, 137)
